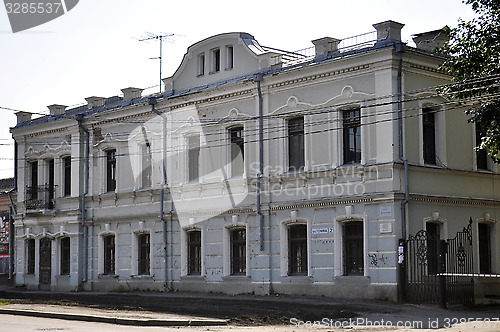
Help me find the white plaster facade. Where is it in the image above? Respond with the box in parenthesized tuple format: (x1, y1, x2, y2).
(10, 20, 500, 300)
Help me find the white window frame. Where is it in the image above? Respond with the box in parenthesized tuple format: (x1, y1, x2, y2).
(223, 217, 249, 277)
(197, 53, 205, 76)
(131, 225, 152, 276)
(280, 214, 311, 277)
(98, 230, 117, 276)
(475, 216, 497, 274)
(334, 208, 368, 277)
(210, 47, 221, 74)
(418, 101, 447, 166)
(226, 125, 245, 179)
(225, 45, 234, 70)
(180, 225, 205, 277)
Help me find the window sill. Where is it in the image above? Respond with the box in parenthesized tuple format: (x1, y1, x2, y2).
(131, 274, 153, 280)
(56, 274, 70, 279)
(180, 275, 205, 281)
(333, 275, 370, 284)
(280, 275, 312, 284)
(98, 274, 118, 279)
(222, 275, 250, 281)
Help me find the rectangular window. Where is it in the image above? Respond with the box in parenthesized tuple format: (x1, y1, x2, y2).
(103, 235, 115, 275)
(197, 53, 205, 76)
(211, 48, 220, 73)
(26, 238, 35, 274)
(288, 224, 307, 275)
(141, 144, 152, 188)
(226, 45, 234, 70)
(343, 221, 364, 275)
(288, 117, 305, 172)
(138, 233, 150, 275)
(479, 223, 492, 274)
(476, 128, 488, 170)
(188, 135, 200, 182)
(230, 229, 246, 275)
(106, 149, 117, 192)
(63, 156, 71, 196)
(188, 230, 201, 275)
(60, 237, 70, 275)
(229, 126, 244, 177)
(343, 109, 361, 164)
(47, 159, 55, 209)
(423, 108, 436, 165)
(28, 160, 38, 201)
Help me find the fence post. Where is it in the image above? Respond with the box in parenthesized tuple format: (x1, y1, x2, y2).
(438, 239, 447, 308)
(397, 239, 407, 302)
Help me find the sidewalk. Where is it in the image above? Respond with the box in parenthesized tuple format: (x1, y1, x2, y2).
(0, 287, 499, 329)
(0, 302, 228, 326)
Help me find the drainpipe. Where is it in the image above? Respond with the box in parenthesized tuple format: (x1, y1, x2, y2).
(397, 42, 409, 303)
(396, 42, 409, 240)
(8, 140, 17, 282)
(149, 97, 168, 288)
(254, 73, 265, 251)
(76, 115, 89, 284)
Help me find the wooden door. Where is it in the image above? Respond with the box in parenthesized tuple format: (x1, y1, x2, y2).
(39, 238, 51, 290)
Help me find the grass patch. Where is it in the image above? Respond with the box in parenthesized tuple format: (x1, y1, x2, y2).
(0, 302, 10, 306)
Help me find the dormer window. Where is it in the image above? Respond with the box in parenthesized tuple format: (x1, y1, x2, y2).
(197, 53, 205, 76)
(226, 45, 234, 70)
(210, 48, 220, 73)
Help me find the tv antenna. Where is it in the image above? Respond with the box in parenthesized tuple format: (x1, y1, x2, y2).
(137, 32, 176, 94)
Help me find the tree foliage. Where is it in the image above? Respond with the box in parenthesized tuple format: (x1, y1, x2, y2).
(440, 0, 500, 161)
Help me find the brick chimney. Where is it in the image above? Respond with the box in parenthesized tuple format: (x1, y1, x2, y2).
(15, 111, 32, 124)
(373, 20, 405, 43)
(412, 27, 449, 52)
(85, 96, 106, 109)
(312, 37, 342, 58)
(47, 104, 67, 116)
(121, 87, 144, 103)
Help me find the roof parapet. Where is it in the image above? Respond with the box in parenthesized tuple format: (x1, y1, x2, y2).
(47, 104, 67, 116)
(373, 20, 405, 44)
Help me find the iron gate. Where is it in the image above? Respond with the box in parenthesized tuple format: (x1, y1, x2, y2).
(401, 219, 474, 307)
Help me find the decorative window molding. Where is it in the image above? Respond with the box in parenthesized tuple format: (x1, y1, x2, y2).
(223, 216, 248, 277)
(334, 207, 367, 277)
(98, 229, 117, 276)
(279, 212, 311, 277)
(131, 227, 152, 276)
(180, 225, 205, 277)
(417, 97, 447, 167)
(423, 211, 448, 239)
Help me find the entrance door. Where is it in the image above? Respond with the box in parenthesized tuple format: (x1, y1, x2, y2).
(39, 238, 51, 290)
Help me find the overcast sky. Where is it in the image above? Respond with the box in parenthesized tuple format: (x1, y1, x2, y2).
(0, 0, 477, 178)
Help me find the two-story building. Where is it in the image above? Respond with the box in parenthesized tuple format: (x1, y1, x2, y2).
(10, 20, 499, 300)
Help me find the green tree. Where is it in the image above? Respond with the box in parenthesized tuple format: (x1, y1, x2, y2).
(441, 0, 500, 161)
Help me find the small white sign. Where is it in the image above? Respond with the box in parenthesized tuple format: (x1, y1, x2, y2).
(379, 223, 393, 234)
(312, 227, 333, 235)
(379, 205, 392, 217)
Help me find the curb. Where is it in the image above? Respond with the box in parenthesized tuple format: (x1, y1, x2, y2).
(0, 307, 228, 326)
